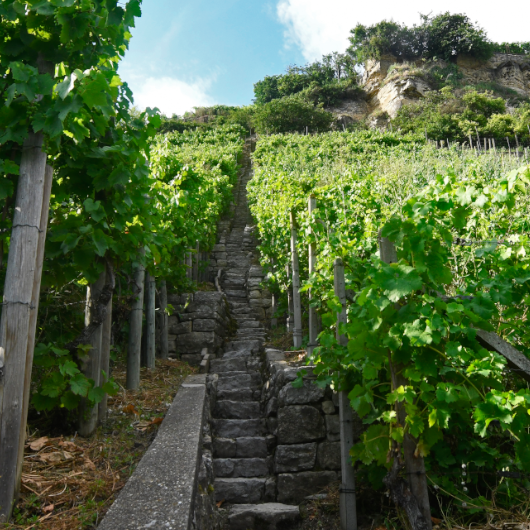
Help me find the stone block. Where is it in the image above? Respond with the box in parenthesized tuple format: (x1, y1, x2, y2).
(249, 290, 262, 299)
(265, 397, 278, 417)
(325, 415, 340, 442)
(217, 373, 252, 392)
(214, 478, 266, 504)
(210, 358, 247, 373)
(236, 437, 268, 458)
(215, 400, 261, 419)
(175, 331, 217, 354)
(277, 471, 337, 504)
(248, 265, 263, 277)
(168, 319, 192, 335)
(278, 380, 325, 405)
(277, 406, 325, 444)
(317, 442, 341, 470)
(274, 443, 317, 473)
(213, 438, 236, 458)
(228, 503, 299, 530)
(217, 388, 254, 402)
(193, 319, 217, 332)
(212, 419, 263, 438)
(322, 401, 336, 415)
(213, 458, 270, 478)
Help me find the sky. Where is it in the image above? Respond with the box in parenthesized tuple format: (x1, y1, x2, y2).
(119, 0, 530, 116)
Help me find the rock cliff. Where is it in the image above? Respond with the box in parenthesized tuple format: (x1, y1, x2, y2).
(329, 52, 530, 124)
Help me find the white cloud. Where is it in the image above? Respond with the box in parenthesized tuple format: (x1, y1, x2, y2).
(128, 76, 215, 117)
(277, 0, 530, 63)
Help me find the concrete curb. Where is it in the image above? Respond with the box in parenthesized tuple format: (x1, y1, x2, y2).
(98, 374, 208, 530)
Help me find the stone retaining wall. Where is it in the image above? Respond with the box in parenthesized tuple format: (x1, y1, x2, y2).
(262, 349, 363, 504)
(98, 374, 219, 530)
(167, 292, 233, 366)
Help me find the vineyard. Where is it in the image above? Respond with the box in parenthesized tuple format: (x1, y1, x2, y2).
(2, 2, 530, 530)
(248, 131, 530, 525)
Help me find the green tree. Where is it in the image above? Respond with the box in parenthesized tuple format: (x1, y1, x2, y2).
(252, 95, 333, 134)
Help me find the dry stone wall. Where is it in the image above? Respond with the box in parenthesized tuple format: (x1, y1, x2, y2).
(167, 291, 233, 366)
(262, 348, 363, 505)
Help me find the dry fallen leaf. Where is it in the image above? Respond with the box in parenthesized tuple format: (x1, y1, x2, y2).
(59, 441, 83, 453)
(431, 517, 442, 524)
(29, 437, 49, 451)
(123, 404, 139, 415)
(83, 457, 96, 470)
(42, 504, 55, 513)
(39, 451, 73, 464)
(216, 499, 225, 508)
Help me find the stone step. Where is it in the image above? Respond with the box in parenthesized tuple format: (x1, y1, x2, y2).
(214, 400, 261, 419)
(216, 388, 255, 402)
(221, 350, 253, 360)
(228, 503, 300, 530)
(225, 340, 262, 353)
(237, 320, 261, 329)
(212, 419, 265, 438)
(213, 436, 270, 459)
(210, 358, 247, 373)
(216, 372, 260, 392)
(214, 477, 272, 504)
(213, 457, 271, 478)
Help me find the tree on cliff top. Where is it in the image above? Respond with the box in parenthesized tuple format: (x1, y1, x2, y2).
(348, 12, 494, 65)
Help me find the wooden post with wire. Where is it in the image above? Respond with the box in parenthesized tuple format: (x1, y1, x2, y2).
(308, 196, 318, 354)
(290, 210, 303, 348)
(379, 235, 432, 530)
(333, 258, 358, 530)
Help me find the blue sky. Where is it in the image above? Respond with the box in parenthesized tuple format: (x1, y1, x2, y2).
(119, 0, 530, 116)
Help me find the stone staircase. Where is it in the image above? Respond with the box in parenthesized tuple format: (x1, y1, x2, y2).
(210, 140, 301, 529)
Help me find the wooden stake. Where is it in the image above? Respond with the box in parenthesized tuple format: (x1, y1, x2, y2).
(158, 280, 169, 359)
(145, 272, 156, 370)
(14, 163, 53, 506)
(126, 249, 146, 390)
(192, 241, 199, 283)
(379, 236, 432, 529)
(333, 258, 358, 530)
(78, 267, 106, 437)
(290, 211, 303, 348)
(308, 196, 318, 355)
(98, 284, 113, 422)
(0, 133, 48, 522)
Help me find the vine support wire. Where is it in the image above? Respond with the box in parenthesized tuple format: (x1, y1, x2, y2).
(307, 196, 318, 355)
(289, 210, 303, 348)
(333, 258, 358, 530)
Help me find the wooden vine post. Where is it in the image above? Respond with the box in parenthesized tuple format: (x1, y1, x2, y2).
(145, 272, 156, 369)
(285, 265, 294, 332)
(98, 288, 113, 422)
(13, 164, 53, 508)
(379, 236, 432, 530)
(126, 249, 146, 390)
(290, 210, 303, 348)
(307, 196, 318, 354)
(0, 133, 49, 521)
(79, 268, 107, 436)
(333, 258, 358, 530)
(158, 280, 169, 359)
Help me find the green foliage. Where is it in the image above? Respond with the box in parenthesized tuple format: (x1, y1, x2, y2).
(252, 95, 333, 134)
(248, 129, 530, 516)
(32, 343, 118, 412)
(348, 12, 494, 64)
(253, 53, 357, 106)
(392, 88, 530, 142)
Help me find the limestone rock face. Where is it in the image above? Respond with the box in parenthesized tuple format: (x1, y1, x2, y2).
(376, 75, 431, 118)
(458, 53, 530, 96)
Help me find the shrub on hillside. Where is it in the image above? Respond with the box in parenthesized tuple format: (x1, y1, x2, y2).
(348, 12, 494, 64)
(252, 95, 334, 134)
(254, 53, 357, 106)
